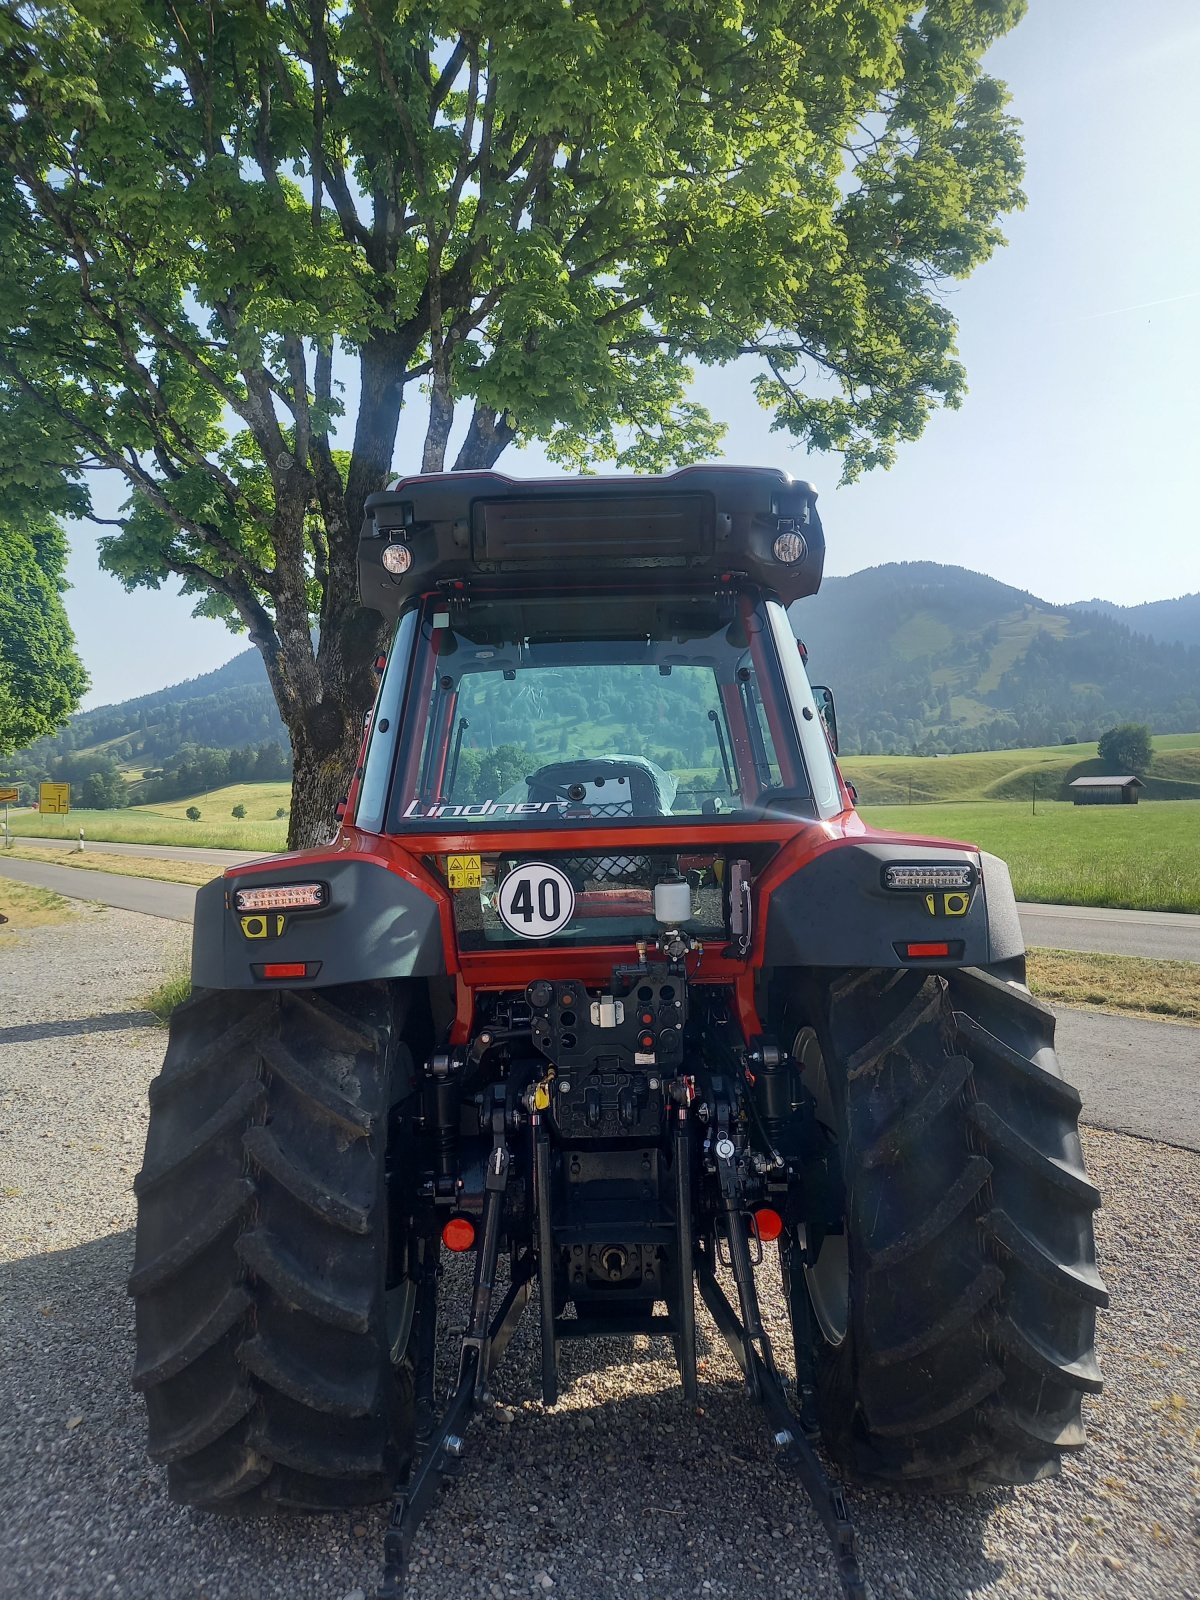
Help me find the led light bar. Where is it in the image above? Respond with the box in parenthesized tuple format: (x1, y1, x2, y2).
(882, 863, 975, 892)
(233, 883, 327, 912)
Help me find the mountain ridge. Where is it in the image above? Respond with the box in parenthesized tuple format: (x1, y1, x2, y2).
(7, 562, 1199, 785)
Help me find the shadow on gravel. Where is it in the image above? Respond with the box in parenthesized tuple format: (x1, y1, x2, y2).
(0, 1230, 1007, 1600)
(0, 1010, 157, 1045)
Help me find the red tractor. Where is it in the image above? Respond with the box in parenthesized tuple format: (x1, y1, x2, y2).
(131, 468, 1105, 1597)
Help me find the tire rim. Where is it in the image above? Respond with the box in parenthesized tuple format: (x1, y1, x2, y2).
(792, 1026, 849, 1347)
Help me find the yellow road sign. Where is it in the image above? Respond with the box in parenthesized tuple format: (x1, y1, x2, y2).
(0, 787, 18, 804)
(39, 782, 70, 814)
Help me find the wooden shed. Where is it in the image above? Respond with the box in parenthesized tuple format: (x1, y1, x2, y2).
(1068, 775, 1145, 806)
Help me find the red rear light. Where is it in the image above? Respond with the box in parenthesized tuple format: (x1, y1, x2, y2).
(905, 942, 951, 959)
(442, 1216, 476, 1252)
(753, 1207, 784, 1242)
(263, 962, 310, 979)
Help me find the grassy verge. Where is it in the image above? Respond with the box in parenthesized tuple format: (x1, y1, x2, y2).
(1027, 947, 1200, 1025)
(860, 800, 1200, 913)
(0, 879, 77, 932)
(141, 969, 192, 1023)
(3, 844, 216, 887)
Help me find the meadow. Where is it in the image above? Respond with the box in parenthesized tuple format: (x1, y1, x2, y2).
(840, 733, 1200, 805)
(6, 759, 1200, 914)
(859, 799, 1200, 913)
(6, 781, 291, 852)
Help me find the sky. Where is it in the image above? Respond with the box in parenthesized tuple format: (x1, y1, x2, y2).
(64, 0, 1200, 708)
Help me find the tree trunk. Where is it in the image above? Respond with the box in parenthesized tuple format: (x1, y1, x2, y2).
(286, 675, 367, 852)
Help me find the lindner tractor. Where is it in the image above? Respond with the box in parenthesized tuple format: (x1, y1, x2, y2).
(131, 467, 1105, 1597)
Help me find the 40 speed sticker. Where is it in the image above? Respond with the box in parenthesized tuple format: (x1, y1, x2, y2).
(496, 861, 576, 938)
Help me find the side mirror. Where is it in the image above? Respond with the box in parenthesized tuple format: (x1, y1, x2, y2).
(811, 685, 838, 755)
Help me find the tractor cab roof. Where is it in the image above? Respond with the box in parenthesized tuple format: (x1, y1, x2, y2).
(359, 464, 823, 618)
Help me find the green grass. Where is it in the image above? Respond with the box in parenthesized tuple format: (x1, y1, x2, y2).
(141, 969, 193, 1024)
(8, 800, 288, 852)
(143, 781, 293, 822)
(860, 799, 1200, 913)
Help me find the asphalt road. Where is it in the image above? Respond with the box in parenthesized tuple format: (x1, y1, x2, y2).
(7, 836, 267, 866)
(1055, 1008, 1199, 1151)
(2, 852, 1196, 1151)
(1015, 900, 1200, 963)
(7, 838, 1200, 960)
(0, 856, 196, 921)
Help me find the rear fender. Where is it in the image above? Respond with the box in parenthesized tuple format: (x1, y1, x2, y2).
(762, 841, 1024, 970)
(191, 854, 446, 990)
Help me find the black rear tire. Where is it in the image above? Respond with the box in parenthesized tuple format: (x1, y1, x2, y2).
(784, 965, 1107, 1491)
(130, 982, 420, 1509)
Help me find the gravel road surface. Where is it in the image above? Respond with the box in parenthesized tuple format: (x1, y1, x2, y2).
(2, 907, 1198, 1600)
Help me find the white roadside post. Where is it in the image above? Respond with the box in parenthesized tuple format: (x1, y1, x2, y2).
(77, 827, 85, 853)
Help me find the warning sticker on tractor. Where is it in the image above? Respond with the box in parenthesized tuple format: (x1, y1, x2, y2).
(446, 854, 482, 890)
(240, 913, 287, 940)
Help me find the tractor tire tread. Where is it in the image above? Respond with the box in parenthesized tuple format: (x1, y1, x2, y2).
(130, 983, 412, 1511)
(804, 965, 1105, 1491)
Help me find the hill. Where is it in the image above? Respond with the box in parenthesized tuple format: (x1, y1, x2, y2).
(840, 734, 1200, 806)
(5, 562, 1200, 803)
(1069, 592, 1200, 649)
(4, 648, 288, 805)
(793, 562, 1200, 755)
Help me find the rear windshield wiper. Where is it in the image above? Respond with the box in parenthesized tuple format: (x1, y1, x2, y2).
(708, 708, 738, 796)
(445, 717, 470, 801)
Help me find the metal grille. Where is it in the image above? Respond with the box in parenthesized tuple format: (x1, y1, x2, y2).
(556, 853, 648, 884)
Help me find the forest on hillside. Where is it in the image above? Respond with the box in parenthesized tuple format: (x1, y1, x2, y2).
(7, 563, 1200, 803)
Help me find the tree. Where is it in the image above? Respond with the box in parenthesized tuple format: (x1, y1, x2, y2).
(0, 1, 1025, 845)
(78, 763, 127, 808)
(1098, 723, 1153, 774)
(0, 514, 89, 757)
(186, 806, 201, 822)
(232, 803, 247, 819)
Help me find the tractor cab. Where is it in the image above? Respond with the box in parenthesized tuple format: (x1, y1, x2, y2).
(351, 466, 847, 962)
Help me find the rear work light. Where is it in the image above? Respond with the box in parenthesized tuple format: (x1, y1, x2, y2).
(381, 542, 413, 574)
(233, 883, 327, 912)
(882, 863, 975, 892)
(772, 530, 806, 564)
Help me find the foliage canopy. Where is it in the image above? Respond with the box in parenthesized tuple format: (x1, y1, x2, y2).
(1098, 723, 1154, 775)
(0, 0, 1026, 841)
(0, 514, 89, 757)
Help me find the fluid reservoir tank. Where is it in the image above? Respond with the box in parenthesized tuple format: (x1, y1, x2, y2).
(654, 875, 692, 925)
